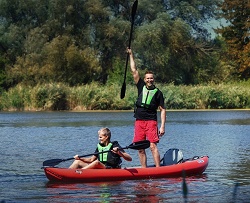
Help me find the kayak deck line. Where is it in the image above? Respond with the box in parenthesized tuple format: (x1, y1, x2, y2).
(44, 156, 209, 183)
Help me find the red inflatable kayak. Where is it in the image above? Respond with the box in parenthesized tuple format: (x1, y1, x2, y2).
(44, 156, 209, 182)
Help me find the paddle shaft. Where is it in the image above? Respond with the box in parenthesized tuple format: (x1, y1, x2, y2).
(120, 0, 138, 99)
(43, 148, 126, 167)
(66, 146, 131, 162)
(43, 140, 150, 167)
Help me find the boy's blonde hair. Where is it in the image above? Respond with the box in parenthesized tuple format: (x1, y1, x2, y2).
(98, 127, 111, 139)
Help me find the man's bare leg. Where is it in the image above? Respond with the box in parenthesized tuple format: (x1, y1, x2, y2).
(138, 149, 147, 168)
(150, 142, 160, 167)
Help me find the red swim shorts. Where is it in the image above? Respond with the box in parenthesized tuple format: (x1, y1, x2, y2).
(133, 120, 159, 143)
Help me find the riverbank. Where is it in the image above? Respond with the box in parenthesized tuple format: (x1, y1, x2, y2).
(0, 81, 249, 111)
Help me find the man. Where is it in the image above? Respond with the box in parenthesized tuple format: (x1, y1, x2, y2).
(127, 48, 166, 167)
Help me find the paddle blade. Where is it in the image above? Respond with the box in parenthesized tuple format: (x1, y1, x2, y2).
(127, 140, 150, 150)
(43, 159, 64, 167)
(131, 0, 138, 21)
(120, 82, 126, 99)
(182, 170, 188, 198)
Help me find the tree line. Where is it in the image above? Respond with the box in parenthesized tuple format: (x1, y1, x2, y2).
(0, 0, 249, 93)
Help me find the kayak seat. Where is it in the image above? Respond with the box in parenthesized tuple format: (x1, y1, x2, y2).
(162, 148, 184, 166)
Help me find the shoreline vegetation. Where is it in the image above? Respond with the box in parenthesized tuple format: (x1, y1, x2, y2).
(0, 81, 249, 111)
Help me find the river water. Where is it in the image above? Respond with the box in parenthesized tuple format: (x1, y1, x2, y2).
(0, 110, 249, 203)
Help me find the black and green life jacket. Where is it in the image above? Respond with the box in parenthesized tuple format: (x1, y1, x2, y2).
(97, 141, 122, 168)
(136, 85, 158, 110)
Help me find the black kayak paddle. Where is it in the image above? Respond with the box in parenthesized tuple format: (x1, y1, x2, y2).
(43, 140, 150, 167)
(120, 0, 138, 99)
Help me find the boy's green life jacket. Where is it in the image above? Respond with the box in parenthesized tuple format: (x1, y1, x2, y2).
(97, 142, 122, 167)
(97, 143, 113, 163)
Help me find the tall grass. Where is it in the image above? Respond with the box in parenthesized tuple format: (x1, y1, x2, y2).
(0, 82, 249, 111)
(160, 82, 250, 109)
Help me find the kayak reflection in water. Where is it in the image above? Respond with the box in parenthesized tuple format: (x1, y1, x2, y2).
(69, 127, 132, 169)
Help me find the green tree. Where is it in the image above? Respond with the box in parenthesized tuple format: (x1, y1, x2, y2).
(134, 12, 222, 84)
(0, 0, 232, 88)
(217, 0, 250, 78)
(83, 0, 132, 83)
(164, 0, 220, 40)
(0, 0, 133, 87)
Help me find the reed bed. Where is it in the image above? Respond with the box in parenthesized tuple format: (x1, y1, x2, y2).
(0, 82, 249, 111)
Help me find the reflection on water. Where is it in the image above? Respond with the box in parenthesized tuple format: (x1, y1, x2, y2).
(0, 110, 249, 202)
(45, 175, 208, 203)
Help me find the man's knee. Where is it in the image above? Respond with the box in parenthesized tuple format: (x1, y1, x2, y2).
(150, 142, 158, 151)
